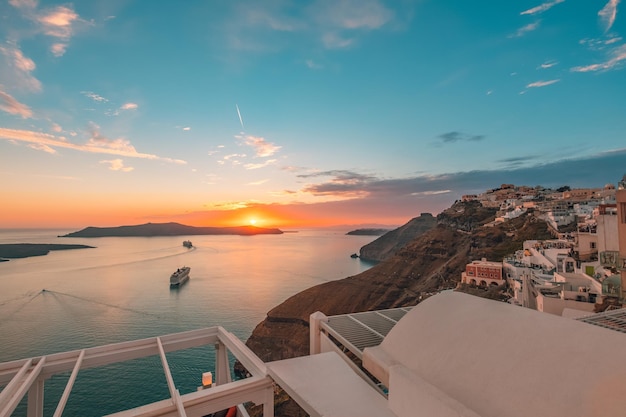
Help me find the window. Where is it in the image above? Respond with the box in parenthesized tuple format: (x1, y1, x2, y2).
(590, 242, 596, 249)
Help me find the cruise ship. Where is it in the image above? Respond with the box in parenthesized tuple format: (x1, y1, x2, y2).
(170, 266, 190, 287)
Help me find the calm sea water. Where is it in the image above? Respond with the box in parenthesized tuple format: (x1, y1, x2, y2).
(0, 229, 376, 416)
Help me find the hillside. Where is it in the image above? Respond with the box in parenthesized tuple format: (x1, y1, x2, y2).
(242, 201, 552, 416)
(358, 212, 437, 262)
(60, 222, 283, 237)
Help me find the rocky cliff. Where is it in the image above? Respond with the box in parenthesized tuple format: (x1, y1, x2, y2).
(243, 201, 553, 416)
(358, 212, 437, 262)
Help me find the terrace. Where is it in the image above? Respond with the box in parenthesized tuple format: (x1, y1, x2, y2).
(2, 292, 626, 417)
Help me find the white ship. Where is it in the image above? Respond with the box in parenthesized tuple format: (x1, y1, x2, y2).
(170, 266, 190, 287)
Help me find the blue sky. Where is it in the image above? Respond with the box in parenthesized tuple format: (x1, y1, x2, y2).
(1, 0, 625, 228)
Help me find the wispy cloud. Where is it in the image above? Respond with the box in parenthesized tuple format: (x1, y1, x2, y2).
(244, 159, 277, 170)
(9, 0, 37, 9)
(0, 45, 42, 92)
(521, 0, 566, 16)
(37, 6, 78, 39)
(538, 60, 558, 69)
(50, 43, 67, 57)
(312, 0, 394, 30)
(571, 44, 626, 72)
(0, 127, 186, 164)
(509, 21, 541, 38)
(9, 1, 83, 57)
(235, 134, 281, 157)
(247, 179, 270, 186)
(526, 79, 560, 88)
(305, 59, 323, 69)
(120, 102, 138, 110)
(438, 131, 485, 143)
(0, 89, 33, 118)
(322, 33, 354, 49)
(182, 127, 191, 131)
(410, 190, 451, 196)
(298, 170, 378, 198)
(81, 91, 108, 102)
(100, 158, 134, 172)
(598, 0, 620, 33)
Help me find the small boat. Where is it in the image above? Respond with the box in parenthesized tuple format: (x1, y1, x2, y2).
(183, 240, 193, 248)
(170, 266, 190, 287)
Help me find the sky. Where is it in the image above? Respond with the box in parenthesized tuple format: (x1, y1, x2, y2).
(1, 0, 626, 229)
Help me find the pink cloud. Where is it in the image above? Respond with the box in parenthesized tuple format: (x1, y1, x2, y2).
(0, 89, 33, 118)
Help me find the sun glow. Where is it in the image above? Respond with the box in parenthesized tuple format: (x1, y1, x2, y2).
(249, 218, 257, 226)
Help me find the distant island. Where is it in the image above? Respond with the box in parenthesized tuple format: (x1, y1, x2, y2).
(346, 228, 390, 236)
(0, 243, 94, 262)
(60, 222, 284, 238)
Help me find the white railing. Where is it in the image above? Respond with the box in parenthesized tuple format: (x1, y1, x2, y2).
(0, 327, 273, 417)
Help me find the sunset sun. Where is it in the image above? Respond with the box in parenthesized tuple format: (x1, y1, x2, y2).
(249, 218, 257, 226)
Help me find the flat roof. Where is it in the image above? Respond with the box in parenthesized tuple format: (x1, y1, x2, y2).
(321, 307, 413, 359)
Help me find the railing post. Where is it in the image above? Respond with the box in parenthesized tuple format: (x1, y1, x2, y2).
(309, 311, 328, 355)
(26, 377, 44, 417)
(263, 384, 274, 416)
(215, 342, 231, 386)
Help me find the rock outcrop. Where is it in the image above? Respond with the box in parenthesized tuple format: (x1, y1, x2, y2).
(243, 202, 552, 417)
(358, 212, 436, 262)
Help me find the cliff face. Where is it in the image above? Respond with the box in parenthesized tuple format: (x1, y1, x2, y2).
(244, 202, 552, 416)
(358, 213, 437, 262)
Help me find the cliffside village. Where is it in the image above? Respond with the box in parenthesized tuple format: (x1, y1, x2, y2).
(458, 175, 626, 321)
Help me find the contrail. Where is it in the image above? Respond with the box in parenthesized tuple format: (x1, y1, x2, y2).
(236, 104, 244, 129)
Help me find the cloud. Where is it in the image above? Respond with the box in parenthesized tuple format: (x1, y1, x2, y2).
(437, 132, 485, 143)
(571, 44, 626, 72)
(322, 33, 354, 49)
(520, 0, 566, 16)
(120, 102, 138, 110)
(37, 5, 79, 39)
(0, 127, 186, 164)
(509, 21, 540, 38)
(538, 60, 558, 69)
(244, 159, 277, 170)
(0, 89, 33, 118)
(236, 134, 281, 157)
(28, 143, 56, 154)
(182, 127, 191, 131)
(526, 79, 560, 88)
(247, 179, 270, 186)
(81, 91, 108, 102)
(9, 0, 37, 9)
(100, 158, 134, 172)
(293, 149, 626, 209)
(9, 1, 85, 57)
(410, 190, 451, 196)
(0, 45, 42, 92)
(50, 43, 67, 57)
(298, 170, 378, 197)
(306, 59, 323, 69)
(598, 0, 620, 32)
(312, 0, 394, 30)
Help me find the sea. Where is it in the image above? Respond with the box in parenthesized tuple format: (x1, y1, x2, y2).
(0, 228, 377, 416)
